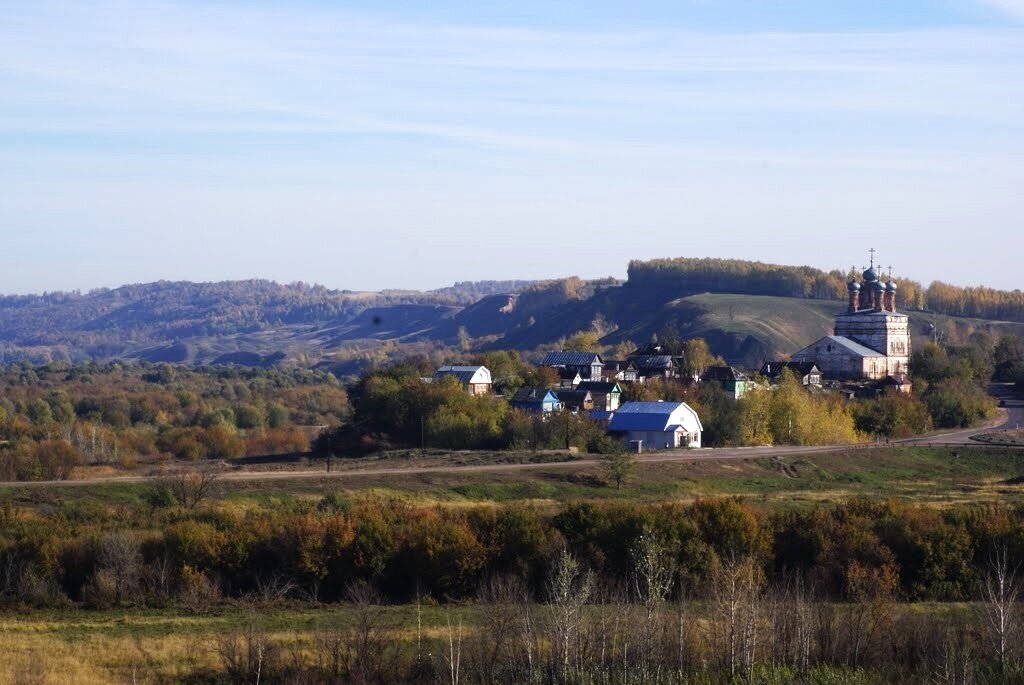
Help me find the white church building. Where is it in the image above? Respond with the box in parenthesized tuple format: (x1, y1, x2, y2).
(791, 259, 911, 382)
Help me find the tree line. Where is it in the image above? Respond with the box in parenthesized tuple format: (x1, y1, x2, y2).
(5, 495, 1024, 682)
(627, 257, 1024, 324)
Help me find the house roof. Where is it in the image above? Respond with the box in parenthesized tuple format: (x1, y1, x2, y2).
(759, 361, 820, 379)
(557, 368, 582, 380)
(701, 365, 749, 382)
(556, 389, 592, 404)
(433, 365, 491, 385)
(577, 380, 621, 393)
(630, 355, 675, 371)
(608, 401, 702, 433)
(511, 387, 559, 404)
(541, 351, 603, 367)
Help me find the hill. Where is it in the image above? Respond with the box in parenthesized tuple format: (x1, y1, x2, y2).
(1, 258, 1022, 369)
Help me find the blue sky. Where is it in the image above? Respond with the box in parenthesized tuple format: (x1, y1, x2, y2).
(1, 0, 1022, 293)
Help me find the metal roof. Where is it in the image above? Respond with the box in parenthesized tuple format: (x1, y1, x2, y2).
(608, 401, 702, 432)
(511, 387, 559, 404)
(701, 366, 748, 382)
(630, 355, 675, 370)
(759, 361, 820, 378)
(577, 381, 621, 393)
(433, 365, 491, 385)
(541, 351, 603, 367)
(821, 335, 884, 358)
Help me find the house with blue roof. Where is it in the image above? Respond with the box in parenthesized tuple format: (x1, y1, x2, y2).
(510, 387, 562, 414)
(607, 401, 702, 451)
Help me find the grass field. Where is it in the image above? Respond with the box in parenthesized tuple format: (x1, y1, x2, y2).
(3, 446, 1024, 514)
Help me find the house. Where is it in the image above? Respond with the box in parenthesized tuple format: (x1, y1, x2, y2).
(759, 361, 822, 388)
(432, 365, 492, 396)
(540, 351, 604, 382)
(603, 359, 638, 383)
(511, 387, 562, 413)
(576, 380, 623, 412)
(607, 401, 702, 450)
(627, 344, 679, 380)
(557, 368, 583, 388)
(556, 389, 593, 412)
(700, 366, 752, 400)
(630, 355, 677, 380)
(877, 374, 911, 394)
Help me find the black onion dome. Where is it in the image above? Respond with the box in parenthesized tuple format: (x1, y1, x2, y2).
(863, 266, 879, 282)
(848, 280, 861, 291)
(886, 280, 898, 291)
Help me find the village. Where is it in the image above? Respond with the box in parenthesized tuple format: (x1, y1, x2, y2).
(425, 259, 914, 452)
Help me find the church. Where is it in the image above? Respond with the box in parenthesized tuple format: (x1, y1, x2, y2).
(790, 257, 910, 382)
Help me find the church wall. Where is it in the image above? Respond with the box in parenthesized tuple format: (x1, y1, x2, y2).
(791, 343, 886, 381)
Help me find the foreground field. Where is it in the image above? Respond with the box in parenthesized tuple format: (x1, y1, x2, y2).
(0, 601, 984, 684)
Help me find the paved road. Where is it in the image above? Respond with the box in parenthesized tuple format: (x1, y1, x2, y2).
(2, 384, 1022, 489)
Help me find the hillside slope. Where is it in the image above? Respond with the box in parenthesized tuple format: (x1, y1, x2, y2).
(1, 260, 1021, 368)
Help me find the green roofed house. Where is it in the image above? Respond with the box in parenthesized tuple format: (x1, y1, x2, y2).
(576, 380, 622, 411)
(699, 365, 752, 400)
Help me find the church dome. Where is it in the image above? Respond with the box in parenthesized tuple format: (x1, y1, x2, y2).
(873, 280, 885, 291)
(863, 266, 879, 282)
(848, 280, 861, 292)
(886, 280, 898, 291)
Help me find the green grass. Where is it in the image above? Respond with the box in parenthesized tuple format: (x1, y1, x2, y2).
(4, 447, 1024, 513)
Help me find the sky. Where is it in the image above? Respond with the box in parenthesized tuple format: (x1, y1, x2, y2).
(0, 0, 1022, 294)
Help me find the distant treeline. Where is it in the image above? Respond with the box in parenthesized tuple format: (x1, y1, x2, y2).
(628, 257, 1024, 322)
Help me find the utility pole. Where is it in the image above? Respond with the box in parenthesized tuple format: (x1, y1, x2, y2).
(326, 434, 332, 473)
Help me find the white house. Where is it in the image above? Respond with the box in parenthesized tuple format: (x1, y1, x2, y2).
(432, 366, 493, 396)
(607, 401, 702, 451)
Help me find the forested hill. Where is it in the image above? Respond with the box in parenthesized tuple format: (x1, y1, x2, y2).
(0, 279, 531, 363)
(1, 258, 1021, 367)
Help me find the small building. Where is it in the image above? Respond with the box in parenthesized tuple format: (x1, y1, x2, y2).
(577, 380, 623, 412)
(700, 366, 752, 400)
(608, 401, 702, 450)
(557, 368, 583, 388)
(626, 344, 679, 380)
(759, 361, 822, 388)
(540, 351, 604, 382)
(432, 365, 492, 396)
(556, 389, 593, 412)
(877, 374, 911, 394)
(603, 359, 639, 383)
(511, 387, 562, 413)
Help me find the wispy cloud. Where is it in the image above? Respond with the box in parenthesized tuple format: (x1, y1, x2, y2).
(977, 0, 1024, 19)
(1, 1, 1022, 153)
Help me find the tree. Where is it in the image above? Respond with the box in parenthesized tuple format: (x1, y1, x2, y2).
(163, 468, 221, 509)
(682, 338, 719, 379)
(603, 450, 636, 490)
(564, 330, 601, 353)
(979, 546, 1020, 673)
(547, 550, 594, 680)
